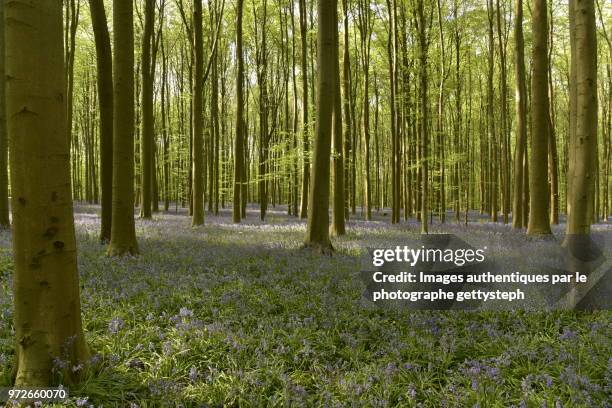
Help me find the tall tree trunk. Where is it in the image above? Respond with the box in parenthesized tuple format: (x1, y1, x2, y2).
(65, 0, 80, 148)
(527, 0, 552, 235)
(304, 0, 336, 252)
(486, 0, 497, 222)
(6, 0, 89, 385)
(299, 0, 310, 219)
(387, 0, 399, 224)
(256, 0, 269, 221)
(0, 0, 9, 228)
(212, 16, 221, 216)
(331, 3, 345, 237)
(357, 0, 373, 221)
(161, 35, 170, 212)
(496, 0, 509, 224)
(192, 0, 205, 225)
(108, 0, 139, 255)
(547, 3, 559, 225)
(140, 0, 154, 219)
(436, 0, 446, 223)
(512, 0, 527, 229)
(416, 0, 429, 233)
(565, 0, 598, 240)
(233, 0, 245, 223)
(343, 0, 352, 220)
(89, 0, 113, 241)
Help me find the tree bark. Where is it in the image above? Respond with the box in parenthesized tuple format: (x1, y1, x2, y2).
(0, 0, 9, 228)
(6, 0, 89, 385)
(192, 0, 205, 225)
(304, 0, 336, 252)
(527, 0, 552, 235)
(108, 0, 139, 255)
(565, 0, 598, 238)
(140, 0, 155, 219)
(233, 0, 245, 223)
(331, 2, 345, 237)
(416, 0, 429, 233)
(512, 0, 527, 229)
(298, 0, 310, 219)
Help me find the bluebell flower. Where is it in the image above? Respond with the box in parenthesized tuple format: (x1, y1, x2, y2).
(189, 366, 199, 382)
(108, 317, 125, 334)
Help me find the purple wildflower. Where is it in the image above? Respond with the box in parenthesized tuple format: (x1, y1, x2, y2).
(108, 317, 125, 334)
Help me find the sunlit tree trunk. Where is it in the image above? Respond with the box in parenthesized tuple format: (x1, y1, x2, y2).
(304, 0, 336, 252)
(527, 0, 552, 235)
(0, 0, 9, 228)
(387, 0, 399, 224)
(140, 0, 154, 219)
(65, 0, 79, 149)
(416, 0, 429, 233)
(496, 0, 509, 224)
(343, 0, 352, 220)
(565, 0, 598, 240)
(6, 0, 89, 385)
(331, 4, 345, 237)
(486, 0, 497, 222)
(89, 0, 113, 241)
(233, 0, 245, 223)
(299, 0, 310, 219)
(513, 0, 527, 229)
(108, 0, 139, 255)
(192, 0, 205, 225)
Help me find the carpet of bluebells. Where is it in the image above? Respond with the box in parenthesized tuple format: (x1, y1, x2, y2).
(0, 204, 610, 407)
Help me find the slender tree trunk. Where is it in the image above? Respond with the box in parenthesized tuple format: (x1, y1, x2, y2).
(233, 0, 245, 223)
(6, 0, 89, 385)
(387, 0, 399, 224)
(436, 0, 446, 223)
(89, 0, 113, 241)
(65, 0, 79, 149)
(108, 0, 139, 255)
(331, 5, 345, 237)
(161, 36, 170, 212)
(496, 0, 509, 224)
(0, 0, 9, 228)
(299, 0, 310, 219)
(565, 0, 598, 240)
(192, 0, 205, 225)
(486, 0, 497, 222)
(547, 4, 559, 225)
(513, 0, 527, 229)
(527, 0, 552, 235)
(416, 0, 429, 233)
(304, 0, 336, 252)
(140, 0, 154, 219)
(343, 0, 352, 220)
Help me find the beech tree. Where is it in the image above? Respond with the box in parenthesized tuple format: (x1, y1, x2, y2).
(0, 0, 9, 228)
(527, 0, 552, 235)
(512, 0, 527, 229)
(89, 0, 113, 242)
(108, 0, 139, 255)
(304, 0, 336, 252)
(298, 0, 310, 219)
(6, 0, 89, 385)
(565, 0, 598, 242)
(192, 0, 205, 225)
(233, 0, 245, 223)
(331, 0, 346, 237)
(140, 0, 155, 219)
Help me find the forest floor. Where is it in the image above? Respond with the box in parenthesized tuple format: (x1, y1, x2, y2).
(0, 204, 611, 407)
